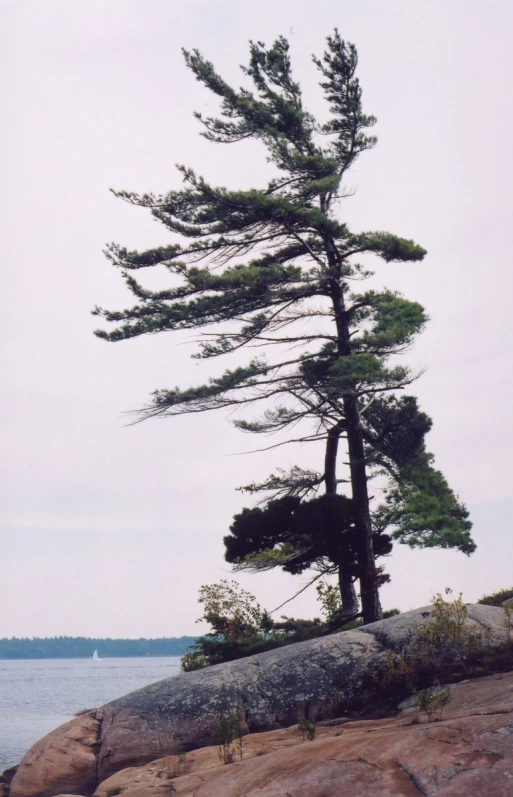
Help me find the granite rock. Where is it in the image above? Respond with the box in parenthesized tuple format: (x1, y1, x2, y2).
(9, 712, 100, 797)
(93, 670, 513, 797)
(9, 604, 510, 797)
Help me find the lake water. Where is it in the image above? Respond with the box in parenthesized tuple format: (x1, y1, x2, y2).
(0, 656, 182, 772)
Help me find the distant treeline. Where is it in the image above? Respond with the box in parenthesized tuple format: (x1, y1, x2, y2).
(0, 636, 197, 659)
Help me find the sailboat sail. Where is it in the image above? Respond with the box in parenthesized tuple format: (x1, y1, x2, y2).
(93, 649, 101, 661)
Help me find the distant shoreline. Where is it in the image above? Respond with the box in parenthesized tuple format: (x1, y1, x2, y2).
(0, 654, 185, 660)
(0, 636, 197, 660)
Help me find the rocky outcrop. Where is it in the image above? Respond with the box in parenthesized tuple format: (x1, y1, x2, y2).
(0, 766, 17, 797)
(92, 669, 513, 796)
(9, 604, 510, 797)
(8, 712, 100, 797)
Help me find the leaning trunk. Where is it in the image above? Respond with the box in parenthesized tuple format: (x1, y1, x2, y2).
(337, 561, 359, 618)
(328, 261, 382, 625)
(324, 423, 359, 617)
(344, 396, 382, 624)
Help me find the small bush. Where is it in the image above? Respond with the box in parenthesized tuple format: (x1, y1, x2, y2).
(478, 587, 513, 607)
(363, 589, 513, 716)
(380, 648, 414, 690)
(213, 712, 245, 764)
(297, 713, 316, 741)
(416, 683, 451, 722)
(181, 651, 208, 672)
(171, 752, 191, 778)
(410, 590, 485, 672)
(383, 608, 401, 618)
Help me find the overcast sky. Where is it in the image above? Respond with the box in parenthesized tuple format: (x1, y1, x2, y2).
(2, 0, 512, 639)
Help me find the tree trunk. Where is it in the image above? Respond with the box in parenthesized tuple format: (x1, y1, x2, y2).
(324, 423, 343, 495)
(344, 395, 382, 624)
(325, 237, 381, 624)
(337, 559, 359, 618)
(324, 423, 359, 617)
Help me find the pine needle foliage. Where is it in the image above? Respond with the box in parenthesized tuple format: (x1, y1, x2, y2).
(94, 32, 474, 622)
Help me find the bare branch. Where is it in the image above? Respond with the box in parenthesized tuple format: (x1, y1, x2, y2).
(269, 571, 329, 614)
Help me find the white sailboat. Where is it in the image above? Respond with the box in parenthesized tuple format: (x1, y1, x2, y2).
(93, 649, 101, 661)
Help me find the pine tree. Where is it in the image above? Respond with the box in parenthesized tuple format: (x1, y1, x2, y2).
(225, 493, 393, 621)
(94, 32, 474, 622)
(225, 395, 474, 622)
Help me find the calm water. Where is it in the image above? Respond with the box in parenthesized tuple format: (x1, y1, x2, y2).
(0, 656, 181, 771)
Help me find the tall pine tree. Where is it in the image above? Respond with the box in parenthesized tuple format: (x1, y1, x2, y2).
(94, 32, 474, 623)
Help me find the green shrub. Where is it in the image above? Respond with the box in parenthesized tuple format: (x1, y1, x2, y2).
(410, 590, 484, 672)
(181, 651, 208, 672)
(416, 684, 451, 722)
(364, 589, 513, 715)
(181, 579, 370, 671)
(478, 587, 513, 607)
(213, 712, 245, 764)
(297, 713, 316, 741)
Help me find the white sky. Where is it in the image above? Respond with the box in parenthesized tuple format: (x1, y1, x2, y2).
(1, 0, 512, 638)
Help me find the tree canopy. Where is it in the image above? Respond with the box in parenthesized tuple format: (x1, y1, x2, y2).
(94, 31, 474, 623)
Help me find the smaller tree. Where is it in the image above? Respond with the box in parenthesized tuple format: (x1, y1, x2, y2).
(182, 580, 268, 670)
(224, 394, 474, 617)
(181, 579, 341, 671)
(225, 494, 392, 619)
(182, 577, 402, 671)
(196, 579, 264, 643)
